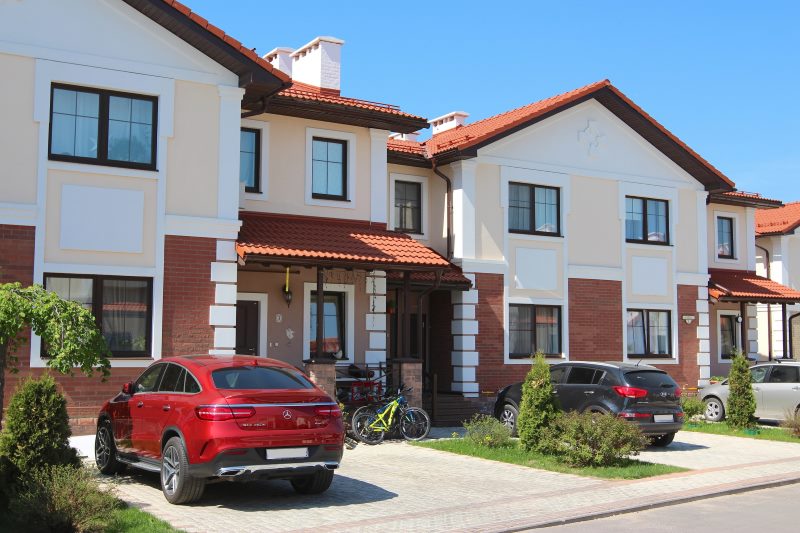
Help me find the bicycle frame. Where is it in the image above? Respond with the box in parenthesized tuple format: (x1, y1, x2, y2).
(366, 395, 405, 433)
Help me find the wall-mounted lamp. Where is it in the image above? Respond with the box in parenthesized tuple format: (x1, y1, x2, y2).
(682, 314, 695, 324)
(736, 315, 743, 324)
(282, 267, 293, 307)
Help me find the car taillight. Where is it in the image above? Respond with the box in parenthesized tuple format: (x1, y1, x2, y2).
(195, 405, 255, 421)
(613, 386, 648, 398)
(675, 386, 682, 397)
(315, 406, 342, 418)
(618, 412, 651, 419)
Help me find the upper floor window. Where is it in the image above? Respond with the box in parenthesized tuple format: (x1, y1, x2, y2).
(717, 216, 735, 259)
(240, 128, 260, 193)
(625, 196, 668, 244)
(627, 309, 671, 357)
(311, 137, 347, 200)
(394, 180, 422, 234)
(509, 183, 560, 235)
(49, 84, 157, 170)
(509, 304, 562, 358)
(44, 274, 153, 357)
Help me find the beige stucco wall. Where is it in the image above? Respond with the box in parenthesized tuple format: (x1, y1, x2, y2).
(166, 80, 220, 218)
(508, 239, 564, 299)
(626, 247, 674, 304)
(676, 189, 700, 273)
(44, 170, 157, 266)
(789, 235, 800, 291)
(240, 114, 372, 221)
(475, 164, 504, 261)
(0, 53, 38, 204)
(707, 204, 749, 270)
(237, 268, 370, 368)
(387, 163, 448, 257)
(568, 175, 621, 268)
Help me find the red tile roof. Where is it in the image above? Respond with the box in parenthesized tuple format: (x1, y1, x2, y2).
(387, 138, 427, 155)
(708, 268, 800, 303)
(756, 201, 800, 236)
(237, 213, 452, 269)
(386, 269, 471, 287)
(278, 81, 425, 121)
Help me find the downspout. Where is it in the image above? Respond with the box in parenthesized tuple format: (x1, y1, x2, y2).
(241, 96, 269, 119)
(755, 243, 773, 360)
(431, 160, 453, 261)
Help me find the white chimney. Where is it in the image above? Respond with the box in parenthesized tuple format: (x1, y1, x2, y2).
(389, 132, 421, 142)
(429, 111, 469, 135)
(291, 36, 344, 91)
(264, 47, 294, 77)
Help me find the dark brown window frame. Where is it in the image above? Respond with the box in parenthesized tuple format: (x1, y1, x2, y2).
(625, 196, 670, 245)
(508, 182, 561, 236)
(43, 273, 154, 358)
(627, 308, 672, 358)
(394, 179, 423, 234)
(240, 127, 261, 193)
(509, 303, 562, 358)
(310, 290, 346, 358)
(311, 137, 348, 201)
(48, 83, 158, 171)
(717, 216, 735, 259)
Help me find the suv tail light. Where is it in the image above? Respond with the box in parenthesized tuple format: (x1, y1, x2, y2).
(675, 386, 682, 397)
(618, 412, 651, 419)
(613, 386, 648, 399)
(315, 406, 342, 418)
(195, 405, 255, 421)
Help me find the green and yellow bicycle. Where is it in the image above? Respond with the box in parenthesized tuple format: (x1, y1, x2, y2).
(351, 386, 431, 444)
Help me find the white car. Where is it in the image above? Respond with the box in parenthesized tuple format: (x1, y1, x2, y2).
(701, 361, 800, 422)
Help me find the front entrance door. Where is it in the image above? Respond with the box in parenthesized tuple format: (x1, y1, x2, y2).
(236, 300, 259, 355)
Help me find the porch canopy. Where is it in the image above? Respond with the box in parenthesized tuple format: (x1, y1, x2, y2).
(709, 268, 800, 358)
(236, 212, 470, 360)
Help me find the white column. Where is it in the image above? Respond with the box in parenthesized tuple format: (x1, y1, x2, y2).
(217, 85, 246, 220)
(696, 286, 711, 385)
(365, 270, 387, 366)
(451, 160, 477, 260)
(210, 239, 238, 355)
(747, 303, 759, 356)
(369, 129, 389, 224)
(452, 273, 479, 397)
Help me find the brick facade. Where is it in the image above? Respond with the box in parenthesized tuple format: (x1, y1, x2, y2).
(652, 284, 701, 388)
(568, 278, 624, 360)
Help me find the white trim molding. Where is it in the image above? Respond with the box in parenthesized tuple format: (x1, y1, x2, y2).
(389, 172, 429, 239)
(0, 202, 37, 226)
(164, 215, 242, 240)
(712, 209, 741, 264)
(305, 127, 357, 209)
(240, 118, 271, 202)
(303, 282, 356, 362)
(236, 292, 269, 357)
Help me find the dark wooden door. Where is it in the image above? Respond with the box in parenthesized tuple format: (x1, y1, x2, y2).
(236, 300, 259, 355)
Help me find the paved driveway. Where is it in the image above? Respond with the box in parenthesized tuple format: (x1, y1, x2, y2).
(73, 431, 800, 532)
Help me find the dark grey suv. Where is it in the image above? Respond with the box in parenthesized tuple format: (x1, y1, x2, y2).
(494, 361, 684, 446)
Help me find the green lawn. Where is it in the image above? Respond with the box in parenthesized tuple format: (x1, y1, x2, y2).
(682, 422, 800, 443)
(106, 504, 182, 533)
(413, 439, 686, 479)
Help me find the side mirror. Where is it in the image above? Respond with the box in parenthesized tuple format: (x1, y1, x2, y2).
(122, 382, 134, 395)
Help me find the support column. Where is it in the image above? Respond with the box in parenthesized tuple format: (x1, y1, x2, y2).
(783, 303, 789, 359)
(747, 303, 759, 357)
(740, 301, 748, 358)
(210, 239, 238, 355)
(316, 266, 324, 360)
(304, 359, 336, 398)
(397, 359, 422, 407)
(365, 271, 387, 366)
(451, 273, 479, 397)
(696, 286, 711, 386)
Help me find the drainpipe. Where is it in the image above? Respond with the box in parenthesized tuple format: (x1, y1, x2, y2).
(241, 97, 269, 119)
(431, 160, 453, 261)
(755, 243, 773, 360)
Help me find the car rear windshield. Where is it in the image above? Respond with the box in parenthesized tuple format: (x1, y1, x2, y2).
(211, 366, 314, 390)
(623, 370, 676, 389)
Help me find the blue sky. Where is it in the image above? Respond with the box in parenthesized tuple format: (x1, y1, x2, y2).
(189, 0, 800, 201)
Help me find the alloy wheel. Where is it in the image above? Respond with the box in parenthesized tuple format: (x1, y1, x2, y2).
(95, 427, 111, 467)
(705, 400, 721, 420)
(500, 409, 515, 430)
(161, 445, 180, 496)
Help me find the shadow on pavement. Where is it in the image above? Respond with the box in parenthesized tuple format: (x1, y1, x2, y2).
(646, 441, 708, 452)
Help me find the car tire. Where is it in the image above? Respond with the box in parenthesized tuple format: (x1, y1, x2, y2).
(650, 433, 676, 447)
(499, 404, 519, 437)
(291, 469, 334, 495)
(704, 397, 725, 422)
(161, 436, 205, 505)
(95, 420, 125, 475)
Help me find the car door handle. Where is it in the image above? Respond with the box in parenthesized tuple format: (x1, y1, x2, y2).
(162, 405, 171, 412)
(792, 386, 800, 391)
(583, 391, 595, 395)
(753, 387, 760, 391)
(137, 401, 144, 408)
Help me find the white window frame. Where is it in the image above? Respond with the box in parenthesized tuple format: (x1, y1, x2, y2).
(389, 173, 428, 239)
(240, 119, 270, 201)
(717, 309, 741, 363)
(504, 296, 568, 364)
(302, 282, 355, 362)
(714, 210, 740, 262)
(305, 127, 356, 209)
(622, 302, 679, 364)
(236, 292, 268, 357)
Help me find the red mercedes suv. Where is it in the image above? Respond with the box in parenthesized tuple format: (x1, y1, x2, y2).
(95, 355, 344, 504)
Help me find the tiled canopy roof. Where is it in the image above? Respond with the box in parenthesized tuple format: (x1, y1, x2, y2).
(756, 201, 800, 236)
(237, 213, 452, 269)
(387, 138, 427, 155)
(386, 269, 471, 288)
(708, 269, 800, 303)
(279, 82, 425, 121)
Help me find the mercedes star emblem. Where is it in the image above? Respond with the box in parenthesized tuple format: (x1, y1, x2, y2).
(282, 409, 292, 420)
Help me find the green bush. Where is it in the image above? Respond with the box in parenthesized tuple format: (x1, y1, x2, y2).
(681, 396, 705, 420)
(517, 353, 560, 451)
(0, 455, 20, 514)
(0, 375, 79, 472)
(537, 411, 649, 467)
(463, 414, 512, 448)
(726, 351, 756, 430)
(9, 465, 121, 533)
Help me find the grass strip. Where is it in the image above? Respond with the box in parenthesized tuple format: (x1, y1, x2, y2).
(105, 504, 183, 533)
(682, 422, 800, 443)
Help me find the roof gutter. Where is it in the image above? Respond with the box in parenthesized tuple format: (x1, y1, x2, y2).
(431, 159, 453, 261)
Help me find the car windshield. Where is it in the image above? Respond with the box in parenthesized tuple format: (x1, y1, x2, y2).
(211, 366, 314, 390)
(624, 370, 676, 388)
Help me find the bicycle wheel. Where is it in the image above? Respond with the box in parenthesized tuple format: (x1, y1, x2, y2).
(352, 409, 385, 445)
(399, 407, 431, 441)
(347, 405, 375, 438)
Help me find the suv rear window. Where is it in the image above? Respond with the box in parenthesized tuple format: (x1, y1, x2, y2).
(212, 366, 314, 390)
(624, 370, 676, 388)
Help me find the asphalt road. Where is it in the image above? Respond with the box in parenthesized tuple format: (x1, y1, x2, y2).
(538, 482, 800, 532)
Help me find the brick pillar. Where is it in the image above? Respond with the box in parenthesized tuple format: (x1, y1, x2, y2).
(210, 239, 238, 355)
(304, 360, 337, 399)
(397, 359, 422, 407)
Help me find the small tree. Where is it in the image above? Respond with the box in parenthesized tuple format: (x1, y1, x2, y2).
(726, 349, 756, 430)
(0, 283, 111, 424)
(517, 352, 560, 451)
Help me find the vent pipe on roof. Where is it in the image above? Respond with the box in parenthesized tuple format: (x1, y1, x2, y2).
(264, 47, 294, 77)
(429, 111, 469, 135)
(291, 36, 344, 92)
(389, 132, 421, 142)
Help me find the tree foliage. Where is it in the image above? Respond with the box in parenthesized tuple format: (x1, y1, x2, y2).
(517, 352, 560, 451)
(0, 283, 110, 423)
(726, 350, 756, 430)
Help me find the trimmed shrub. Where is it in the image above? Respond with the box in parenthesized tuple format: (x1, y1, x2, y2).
(681, 396, 705, 420)
(0, 375, 79, 472)
(726, 351, 756, 430)
(463, 414, 512, 448)
(517, 353, 560, 451)
(781, 409, 800, 438)
(0, 455, 20, 514)
(537, 412, 649, 467)
(9, 465, 120, 533)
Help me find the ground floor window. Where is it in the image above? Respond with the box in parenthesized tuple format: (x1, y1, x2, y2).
(309, 291, 346, 359)
(509, 304, 561, 358)
(44, 274, 153, 357)
(626, 309, 671, 357)
(719, 314, 738, 359)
